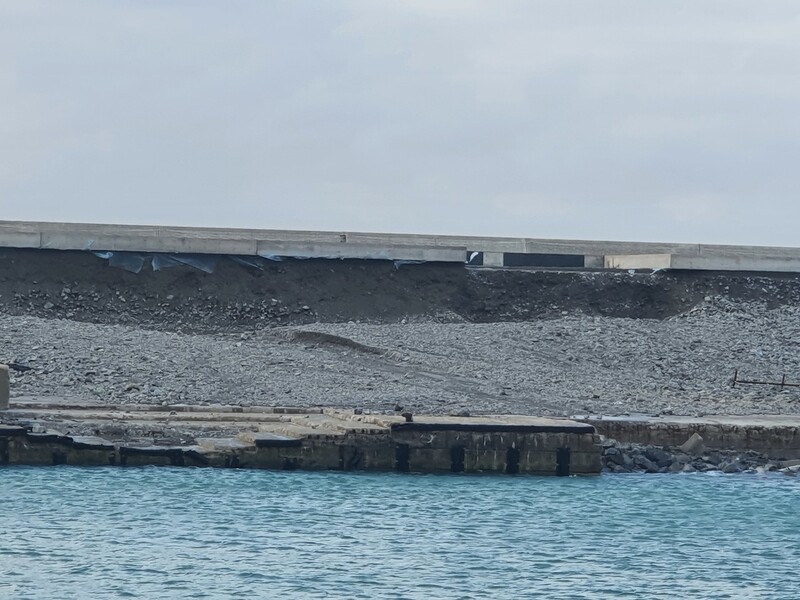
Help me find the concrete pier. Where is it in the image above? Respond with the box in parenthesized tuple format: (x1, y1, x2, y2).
(0, 398, 601, 475)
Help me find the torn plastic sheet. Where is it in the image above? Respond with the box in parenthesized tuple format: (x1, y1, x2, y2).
(167, 255, 217, 273)
(229, 256, 264, 270)
(94, 251, 217, 274)
(256, 253, 285, 261)
(150, 254, 182, 271)
(393, 260, 426, 269)
(109, 252, 147, 274)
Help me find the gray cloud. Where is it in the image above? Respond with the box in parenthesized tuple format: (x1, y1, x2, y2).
(1, 1, 799, 245)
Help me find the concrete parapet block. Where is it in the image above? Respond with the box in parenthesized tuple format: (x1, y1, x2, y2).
(255, 240, 466, 263)
(605, 251, 800, 273)
(583, 255, 604, 268)
(482, 252, 504, 267)
(604, 254, 673, 270)
(0, 364, 9, 410)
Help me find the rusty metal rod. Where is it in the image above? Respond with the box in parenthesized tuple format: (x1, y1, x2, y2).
(732, 369, 800, 389)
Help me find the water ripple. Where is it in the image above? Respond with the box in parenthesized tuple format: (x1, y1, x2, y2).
(1, 467, 799, 598)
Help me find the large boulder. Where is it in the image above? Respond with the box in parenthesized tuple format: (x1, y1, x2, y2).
(720, 461, 742, 474)
(604, 446, 626, 466)
(678, 432, 704, 455)
(644, 446, 673, 468)
(633, 454, 659, 473)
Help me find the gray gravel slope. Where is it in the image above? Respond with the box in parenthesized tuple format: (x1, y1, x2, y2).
(3, 295, 799, 416)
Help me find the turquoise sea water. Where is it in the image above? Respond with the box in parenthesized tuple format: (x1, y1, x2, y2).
(1, 468, 799, 599)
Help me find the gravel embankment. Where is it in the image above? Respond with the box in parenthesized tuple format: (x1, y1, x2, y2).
(3, 296, 799, 416)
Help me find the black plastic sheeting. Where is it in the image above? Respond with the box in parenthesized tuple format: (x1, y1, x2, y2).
(502, 253, 585, 268)
(93, 251, 428, 273)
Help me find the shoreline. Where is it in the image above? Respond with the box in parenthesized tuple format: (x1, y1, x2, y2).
(3, 244, 800, 475)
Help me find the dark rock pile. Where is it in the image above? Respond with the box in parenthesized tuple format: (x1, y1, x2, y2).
(4, 248, 800, 334)
(602, 434, 800, 475)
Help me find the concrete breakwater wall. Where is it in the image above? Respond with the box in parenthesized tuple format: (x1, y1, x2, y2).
(3, 219, 800, 272)
(0, 400, 601, 475)
(579, 415, 800, 459)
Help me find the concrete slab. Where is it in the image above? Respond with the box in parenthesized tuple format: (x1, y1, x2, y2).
(236, 432, 303, 448)
(674, 254, 800, 272)
(305, 415, 389, 434)
(482, 252, 504, 267)
(68, 436, 116, 451)
(604, 254, 673, 270)
(256, 240, 466, 262)
(579, 414, 800, 427)
(252, 421, 345, 439)
(605, 253, 800, 273)
(0, 424, 25, 436)
(391, 420, 594, 434)
(1, 408, 288, 423)
(359, 413, 594, 433)
(197, 437, 254, 451)
(12, 395, 110, 409)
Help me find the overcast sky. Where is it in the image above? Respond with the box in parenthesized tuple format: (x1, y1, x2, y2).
(1, 1, 799, 245)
